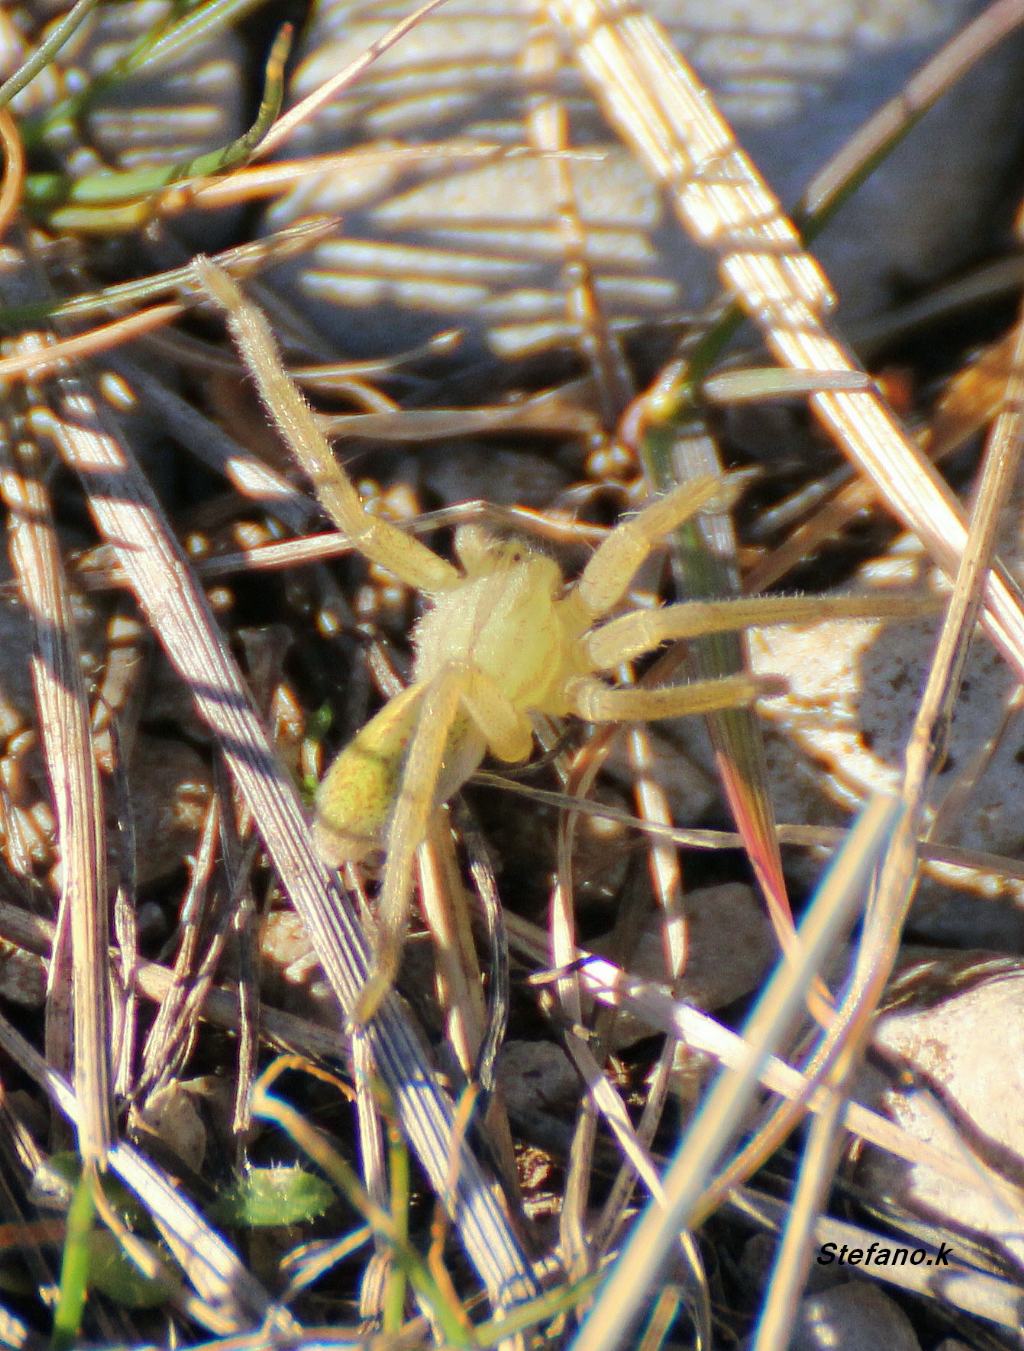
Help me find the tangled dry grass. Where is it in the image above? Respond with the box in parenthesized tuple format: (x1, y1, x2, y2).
(0, 3, 1022, 1349)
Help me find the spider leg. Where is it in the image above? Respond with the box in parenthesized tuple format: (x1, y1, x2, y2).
(353, 666, 471, 1025)
(461, 675, 533, 764)
(572, 475, 737, 618)
(352, 664, 530, 1026)
(195, 257, 459, 594)
(585, 591, 932, 670)
(567, 672, 771, 722)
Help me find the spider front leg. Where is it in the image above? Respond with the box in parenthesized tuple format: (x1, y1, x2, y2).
(194, 256, 458, 594)
(571, 589, 933, 722)
(569, 474, 742, 621)
(567, 671, 774, 722)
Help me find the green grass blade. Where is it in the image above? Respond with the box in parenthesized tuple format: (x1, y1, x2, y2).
(23, 0, 270, 144)
(27, 24, 290, 219)
(50, 1166, 95, 1351)
(0, 0, 102, 110)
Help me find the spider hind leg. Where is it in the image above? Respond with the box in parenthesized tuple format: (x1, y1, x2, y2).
(352, 664, 528, 1026)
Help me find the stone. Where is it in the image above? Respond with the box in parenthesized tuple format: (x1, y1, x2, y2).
(787, 1282, 921, 1351)
(134, 1080, 207, 1174)
(258, 908, 339, 1025)
(127, 736, 213, 886)
(589, 882, 775, 1046)
(749, 460, 1024, 947)
(496, 1039, 579, 1120)
(264, 1, 1024, 362)
(0, 940, 45, 1008)
(857, 957, 1024, 1270)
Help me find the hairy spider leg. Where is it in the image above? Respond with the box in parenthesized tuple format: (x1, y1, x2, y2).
(553, 473, 771, 723)
(568, 588, 931, 723)
(566, 474, 739, 623)
(200, 254, 917, 1023)
(584, 591, 935, 669)
(194, 256, 459, 594)
(353, 661, 530, 1025)
(567, 671, 771, 722)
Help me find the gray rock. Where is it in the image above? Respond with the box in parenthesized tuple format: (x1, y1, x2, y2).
(858, 958, 1024, 1270)
(788, 1281, 921, 1351)
(264, 1, 1024, 360)
(496, 1039, 579, 1119)
(749, 459, 1024, 949)
(589, 882, 775, 1045)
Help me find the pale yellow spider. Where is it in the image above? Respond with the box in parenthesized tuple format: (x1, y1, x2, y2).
(196, 256, 920, 1024)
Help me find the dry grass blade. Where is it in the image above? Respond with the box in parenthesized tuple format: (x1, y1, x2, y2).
(0, 221, 337, 386)
(512, 911, 1024, 1211)
(799, 0, 1024, 226)
(835, 287, 1024, 1127)
(181, 140, 526, 213)
(548, 0, 1024, 684)
(559, 1029, 662, 1201)
(745, 325, 1017, 594)
(569, 792, 902, 1351)
(0, 1009, 279, 1333)
(135, 793, 221, 1098)
(0, 888, 349, 1065)
(735, 1188, 1024, 1334)
(927, 324, 1024, 460)
(752, 1068, 846, 1350)
(589, 726, 687, 1257)
(0, 302, 186, 382)
(104, 354, 314, 534)
(33, 375, 538, 1310)
(650, 415, 794, 951)
(0, 109, 25, 240)
(0, 383, 111, 1166)
(523, 8, 633, 421)
(253, 0, 452, 160)
(351, 1032, 391, 1326)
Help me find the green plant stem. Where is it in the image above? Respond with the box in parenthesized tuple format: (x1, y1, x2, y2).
(0, 0, 103, 110)
(51, 1166, 96, 1351)
(26, 23, 291, 220)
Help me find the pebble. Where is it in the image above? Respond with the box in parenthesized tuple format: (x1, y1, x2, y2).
(134, 1080, 208, 1174)
(857, 956, 1024, 1271)
(0, 939, 45, 1008)
(589, 881, 774, 1046)
(127, 736, 213, 886)
(749, 460, 1024, 948)
(258, 908, 339, 1025)
(786, 1281, 921, 1351)
(496, 1039, 579, 1121)
(739, 1231, 833, 1297)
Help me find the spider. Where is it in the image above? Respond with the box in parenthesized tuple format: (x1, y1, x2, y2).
(195, 256, 924, 1024)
